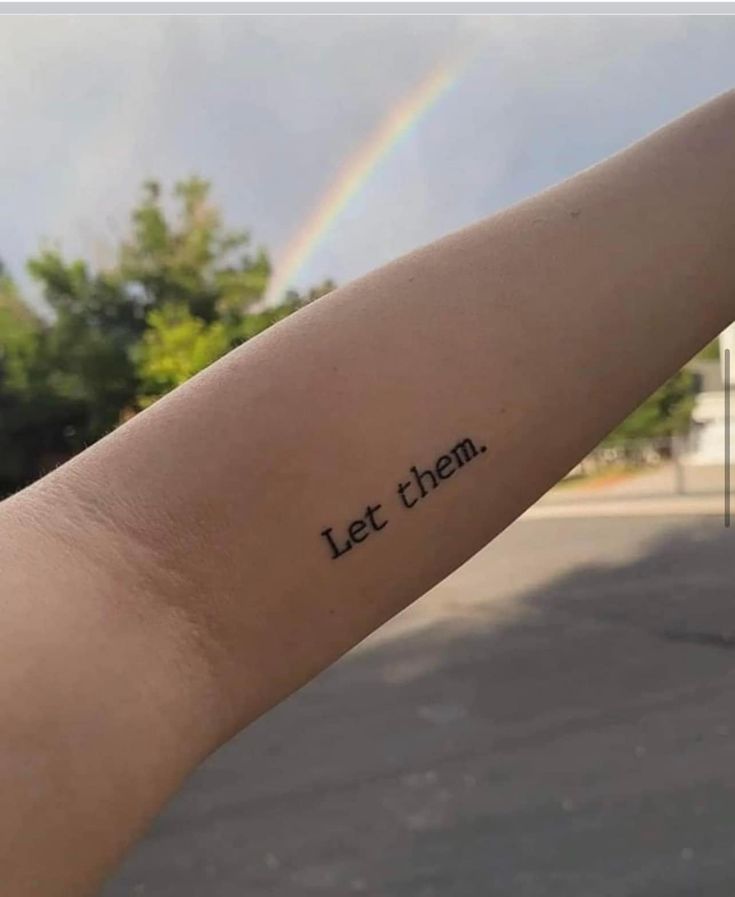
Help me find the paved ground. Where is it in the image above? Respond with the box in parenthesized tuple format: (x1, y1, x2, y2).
(527, 463, 727, 520)
(541, 463, 725, 505)
(103, 513, 735, 897)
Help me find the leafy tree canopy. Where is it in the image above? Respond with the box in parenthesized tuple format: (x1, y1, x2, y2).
(602, 369, 696, 445)
(0, 177, 702, 498)
(0, 178, 326, 495)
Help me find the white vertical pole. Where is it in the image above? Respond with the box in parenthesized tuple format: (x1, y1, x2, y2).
(719, 322, 735, 385)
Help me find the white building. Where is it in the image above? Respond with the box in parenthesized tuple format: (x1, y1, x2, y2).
(686, 323, 735, 465)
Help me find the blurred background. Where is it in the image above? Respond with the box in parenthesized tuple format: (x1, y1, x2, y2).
(2, 13, 735, 896)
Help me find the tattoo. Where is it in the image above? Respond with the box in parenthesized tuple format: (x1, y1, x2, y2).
(320, 436, 487, 560)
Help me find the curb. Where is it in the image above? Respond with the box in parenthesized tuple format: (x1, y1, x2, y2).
(523, 496, 725, 520)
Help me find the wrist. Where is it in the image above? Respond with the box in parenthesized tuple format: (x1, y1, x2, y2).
(0, 473, 229, 892)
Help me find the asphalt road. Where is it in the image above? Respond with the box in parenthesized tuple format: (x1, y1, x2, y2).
(103, 514, 735, 897)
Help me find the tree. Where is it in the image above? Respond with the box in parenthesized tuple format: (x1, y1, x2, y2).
(0, 266, 87, 495)
(0, 179, 330, 496)
(135, 305, 232, 407)
(602, 369, 696, 445)
(25, 177, 282, 423)
(25, 254, 143, 442)
(119, 178, 271, 325)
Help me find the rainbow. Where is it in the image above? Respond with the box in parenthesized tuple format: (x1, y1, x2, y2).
(264, 58, 465, 304)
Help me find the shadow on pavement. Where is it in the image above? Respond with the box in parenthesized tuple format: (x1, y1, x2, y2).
(104, 516, 735, 897)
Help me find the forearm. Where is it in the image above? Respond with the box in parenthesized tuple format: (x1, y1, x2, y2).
(0, 495, 221, 896)
(2, 89, 735, 894)
(61, 87, 735, 726)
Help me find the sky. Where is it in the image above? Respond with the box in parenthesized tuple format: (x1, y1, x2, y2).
(3, 14, 735, 310)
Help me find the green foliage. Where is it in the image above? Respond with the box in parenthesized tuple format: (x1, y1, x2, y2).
(696, 338, 720, 361)
(135, 304, 233, 406)
(119, 178, 271, 324)
(602, 369, 696, 445)
(239, 298, 305, 341)
(24, 254, 146, 443)
(5, 173, 699, 501)
(0, 271, 87, 493)
(0, 178, 321, 496)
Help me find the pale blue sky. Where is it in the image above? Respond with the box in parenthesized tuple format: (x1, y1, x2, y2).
(2, 14, 735, 308)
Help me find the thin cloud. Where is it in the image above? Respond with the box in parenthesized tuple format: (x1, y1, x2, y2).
(2, 15, 734, 310)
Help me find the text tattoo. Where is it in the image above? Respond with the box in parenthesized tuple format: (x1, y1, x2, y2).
(320, 436, 487, 559)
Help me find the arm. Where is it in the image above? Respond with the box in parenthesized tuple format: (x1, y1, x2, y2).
(3, 89, 735, 896)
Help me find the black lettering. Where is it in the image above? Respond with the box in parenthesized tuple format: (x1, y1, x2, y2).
(365, 503, 388, 531)
(348, 519, 369, 543)
(435, 454, 455, 480)
(319, 435, 488, 559)
(411, 464, 438, 498)
(397, 480, 418, 508)
(321, 527, 352, 559)
(451, 437, 480, 468)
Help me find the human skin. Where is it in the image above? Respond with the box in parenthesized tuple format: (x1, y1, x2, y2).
(2, 89, 735, 895)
